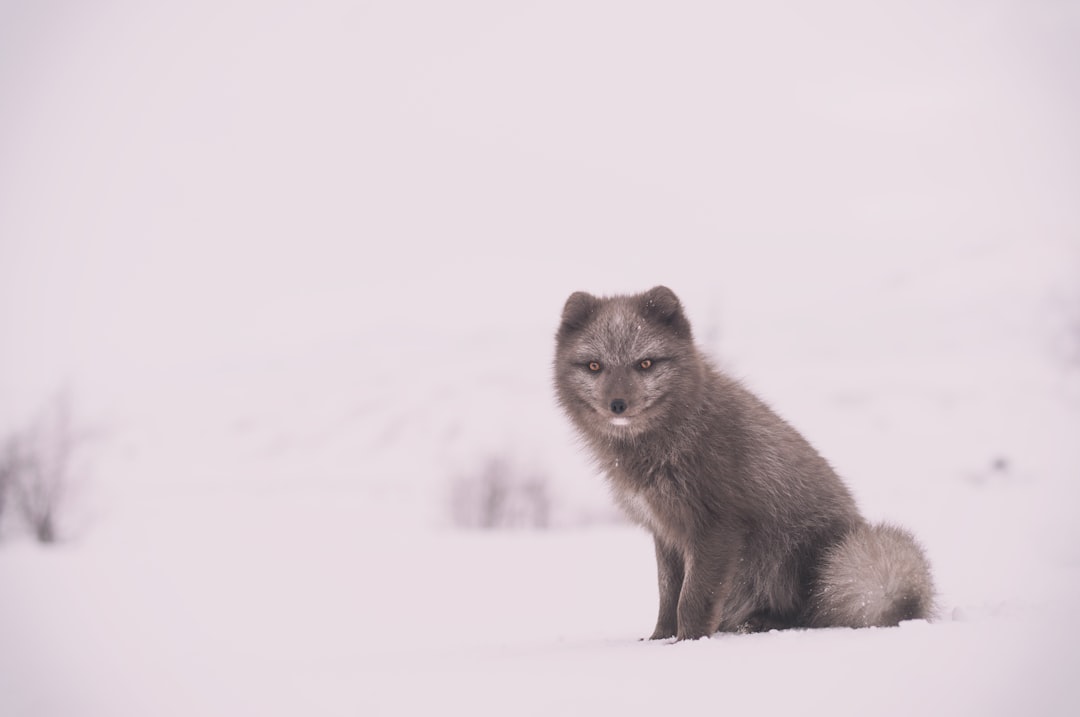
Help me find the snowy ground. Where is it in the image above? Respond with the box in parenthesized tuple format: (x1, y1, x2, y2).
(0, 481, 1078, 717)
(2, 1, 1080, 715)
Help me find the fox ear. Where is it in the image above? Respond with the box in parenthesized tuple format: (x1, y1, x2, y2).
(559, 291, 600, 335)
(640, 285, 692, 338)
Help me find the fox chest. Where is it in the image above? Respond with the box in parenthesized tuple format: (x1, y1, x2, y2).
(611, 473, 693, 543)
(619, 490, 660, 530)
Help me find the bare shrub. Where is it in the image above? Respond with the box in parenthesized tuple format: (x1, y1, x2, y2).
(2, 392, 80, 544)
(0, 437, 13, 534)
(449, 455, 551, 530)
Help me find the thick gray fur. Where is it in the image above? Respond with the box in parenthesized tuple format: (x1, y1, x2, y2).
(553, 286, 935, 640)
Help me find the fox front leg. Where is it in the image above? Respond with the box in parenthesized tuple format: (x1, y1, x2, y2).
(675, 532, 740, 641)
(649, 535, 684, 640)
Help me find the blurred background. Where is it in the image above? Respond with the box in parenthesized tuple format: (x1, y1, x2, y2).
(1, 0, 1078, 549)
(2, 2, 1080, 714)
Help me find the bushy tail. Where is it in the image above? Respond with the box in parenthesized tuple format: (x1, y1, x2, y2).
(809, 522, 935, 628)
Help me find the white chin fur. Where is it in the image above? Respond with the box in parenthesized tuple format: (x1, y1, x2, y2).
(610, 417, 631, 427)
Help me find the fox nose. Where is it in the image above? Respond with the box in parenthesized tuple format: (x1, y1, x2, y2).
(610, 399, 627, 415)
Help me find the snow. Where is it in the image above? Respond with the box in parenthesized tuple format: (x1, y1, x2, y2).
(1, 496, 1078, 716)
(2, 0, 1080, 715)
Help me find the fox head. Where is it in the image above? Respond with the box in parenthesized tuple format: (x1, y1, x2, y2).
(554, 286, 704, 439)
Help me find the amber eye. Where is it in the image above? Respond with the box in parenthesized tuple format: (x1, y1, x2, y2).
(588, 361, 601, 372)
(639, 359, 653, 370)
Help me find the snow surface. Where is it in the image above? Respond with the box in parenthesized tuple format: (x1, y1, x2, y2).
(1, 494, 1078, 717)
(2, 1, 1080, 715)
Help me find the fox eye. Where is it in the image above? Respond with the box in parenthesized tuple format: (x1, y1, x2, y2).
(639, 359, 653, 370)
(588, 361, 601, 372)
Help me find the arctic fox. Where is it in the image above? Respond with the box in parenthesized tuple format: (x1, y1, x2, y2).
(554, 286, 934, 640)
